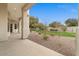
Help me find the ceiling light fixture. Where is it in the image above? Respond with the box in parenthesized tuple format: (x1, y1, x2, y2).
(14, 8, 17, 10)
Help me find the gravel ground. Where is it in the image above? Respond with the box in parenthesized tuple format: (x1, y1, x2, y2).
(28, 32, 76, 56)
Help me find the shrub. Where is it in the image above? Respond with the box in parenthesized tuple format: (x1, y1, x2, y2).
(38, 32, 41, 35)
(43, 35, 48, 40)
(50, 33, 55, 36)
(50, 29, 58, 32)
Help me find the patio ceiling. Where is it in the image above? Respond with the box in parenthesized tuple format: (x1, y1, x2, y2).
(8, 3, 33, 21)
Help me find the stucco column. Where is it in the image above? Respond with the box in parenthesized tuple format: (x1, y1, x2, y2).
(0, 4, 8, 41)
(76, 27, 79, 56)
(76, 4, 79, 56)
(21, 9, 30, 39)
(76, 21, 79, 56)
(18, 19, 22, 33)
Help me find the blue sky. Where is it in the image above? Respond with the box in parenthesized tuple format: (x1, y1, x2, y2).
(29, 3, 78, 25)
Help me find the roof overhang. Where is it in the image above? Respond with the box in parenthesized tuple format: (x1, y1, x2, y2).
(8, 3, 34, 21)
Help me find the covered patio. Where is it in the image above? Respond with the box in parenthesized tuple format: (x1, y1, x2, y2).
(0, 3, 79, 56)
(0, 3, 63, 56)
(0, 33, 62, 56)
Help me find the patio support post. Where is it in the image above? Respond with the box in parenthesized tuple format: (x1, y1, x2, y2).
(18, 19, 22, 34)
(76, 3, 79, 56)
(21, 8, 30, 39)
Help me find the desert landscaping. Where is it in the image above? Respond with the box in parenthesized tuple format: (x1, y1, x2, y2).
(28, 31, 76, 56)
(28, 16, 77, 56)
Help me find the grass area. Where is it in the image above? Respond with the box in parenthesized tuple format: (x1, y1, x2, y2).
(47, 31, 76, 37)
(34, 30, 76, 37)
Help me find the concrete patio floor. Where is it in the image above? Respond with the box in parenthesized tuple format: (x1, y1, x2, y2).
(0, 33, 63, 56)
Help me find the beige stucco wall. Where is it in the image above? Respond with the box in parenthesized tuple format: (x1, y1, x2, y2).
(0, 4, 8, 41)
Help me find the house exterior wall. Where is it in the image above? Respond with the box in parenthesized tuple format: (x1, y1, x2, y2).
(0, 4, 31, 41)
(8, 20, 18, 34)
(0, 4, 8, 41)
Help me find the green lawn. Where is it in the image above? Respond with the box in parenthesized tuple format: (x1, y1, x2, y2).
(47, 31, 76, 37)
(34, 30, 76, 37)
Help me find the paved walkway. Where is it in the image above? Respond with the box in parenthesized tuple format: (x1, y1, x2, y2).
(0, 33, 63, 56)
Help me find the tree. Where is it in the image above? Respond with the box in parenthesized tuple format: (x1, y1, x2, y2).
(65, 18, 78, 27)
(49, 21, 61, 28)
(49, 21, 66, 31)
(37, 23, 47, 30)
(29, 16, 46, 31)
(60, 25, 67, 31)
(29, 16, 39, 28)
